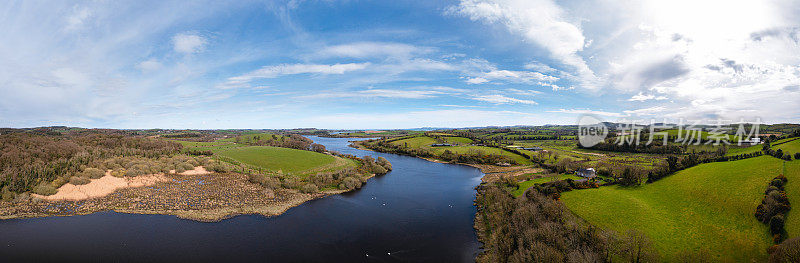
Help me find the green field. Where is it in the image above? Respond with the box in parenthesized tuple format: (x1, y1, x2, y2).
(657, 129, 742, 142)
(774, 138, 800, 155)
(215, 146, 354, 176)
(561, 156, 791, 261)
(388, 135, 529, 164)
(431, 146, 532, 165)
(725, 138, 800, 157)
(513, 174, 582, 197)
(390, 136, 473, 148)
(781, 160, 800, 238)
(175, 140, 242, 152)
(173, 139, 355, 176)
(220, 133, 283, 143)
(391, 136, 437, 148)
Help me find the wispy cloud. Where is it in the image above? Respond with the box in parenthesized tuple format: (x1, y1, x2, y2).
(313, 42, 431, 59)
(472, 94, 537, 105)
(220, 63, 371, 89)
(298, 88, 444, 99)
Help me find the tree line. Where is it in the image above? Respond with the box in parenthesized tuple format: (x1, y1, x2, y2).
(0, 132, 181, 194)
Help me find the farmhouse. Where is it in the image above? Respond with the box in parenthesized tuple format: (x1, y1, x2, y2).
(576, 168, 596, 178)
(430, 143, 453, 147)
(747, 137, 761, 146)
(522, 147, 542, 151)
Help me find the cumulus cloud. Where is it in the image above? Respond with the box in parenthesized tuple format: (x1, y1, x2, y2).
(623, 106, 667, 116)
(628, 92, 667, 102)
(172, 33, 206, 53)
(447, 0, 599, 89)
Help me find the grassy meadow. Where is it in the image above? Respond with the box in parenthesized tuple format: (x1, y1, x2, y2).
(780, 160, 800, 238)
(513, 174, 582, 197)
(560, 156, 791, 261)
(215, 146, 353, 176)
(389, 135, 530, 165)
(774, 138, 800, 154)
(173, 136, 355, 177)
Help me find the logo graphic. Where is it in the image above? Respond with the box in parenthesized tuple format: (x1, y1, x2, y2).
(578, 115, 608, 147)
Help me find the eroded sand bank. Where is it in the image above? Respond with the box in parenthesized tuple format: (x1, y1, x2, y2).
(33, 167, 210, 201)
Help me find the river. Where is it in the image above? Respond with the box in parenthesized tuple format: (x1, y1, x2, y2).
(0, 136, 483, 262)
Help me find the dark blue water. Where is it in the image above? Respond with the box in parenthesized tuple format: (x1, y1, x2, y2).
(0, 137, 483, 262)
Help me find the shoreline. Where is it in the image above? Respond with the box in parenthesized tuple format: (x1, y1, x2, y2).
(0, 189, 348, 222)
(0, 172, 368, 222)
(349, 140, 540, 181)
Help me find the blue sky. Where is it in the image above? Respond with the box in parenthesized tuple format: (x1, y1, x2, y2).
(1, 0, 799, 129)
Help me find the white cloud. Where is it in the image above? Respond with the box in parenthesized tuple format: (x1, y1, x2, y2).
(472, 94, 537, 105)
(172, 33, 206, 54)
(592, 0, 800, 121)
(464, 66, 559, 85)
(314, 42, 430, 59)
(628, 92, 667, 102)
(623, 106, 667, 116)
(136, 59, 163, 72)
(302, 109, 548, 129)
(65, 6, 92, 31)
(222, 63, 371, 88)
(299, 89, 444, 99)
(447, 0, 599, 89)
(466, 77, 489, 84)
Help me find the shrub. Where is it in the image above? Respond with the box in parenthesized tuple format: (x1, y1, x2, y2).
(367, 163, 388, 175)
(771, 214, 786, 235)
(1, 187, 14, 201)
(32, 182, 58, 196)
(770, 237, 800, 263)
(757, 174, 791, 243)
(180, 162, 195, 171)
(311, 143, 326, 153)
(795, 153, 800, 161)
(339, 176, 362, 190)
(206, 162, 230, 173)
(111, 169, 126, 177)
(376, 157, 392, 170)
(69, 176, 91, 185)
(125, 169, 146, 177)
(301, 183, 319, 193)
(248, 174, 281, 189)
(52, 176, 70, 188)
(282, 178, 300, 189)
(81, 167, 106, 179)
(175, 166, 186, 173)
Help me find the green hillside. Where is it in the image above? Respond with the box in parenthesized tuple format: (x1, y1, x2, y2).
(561, 156, 791, 261)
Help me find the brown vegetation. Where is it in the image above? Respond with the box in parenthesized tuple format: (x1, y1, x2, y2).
(474, 182, 658, 262)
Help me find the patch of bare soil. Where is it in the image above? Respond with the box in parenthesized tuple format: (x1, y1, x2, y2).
(32, 167, 210, 201)
(4, 168, 339, 222)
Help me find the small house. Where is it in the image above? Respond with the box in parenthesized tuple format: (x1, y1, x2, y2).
(576, 168, 596, 178)
(430, 143, 453, 147)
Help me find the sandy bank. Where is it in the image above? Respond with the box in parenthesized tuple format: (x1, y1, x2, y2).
(33, 166, 210, 201)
